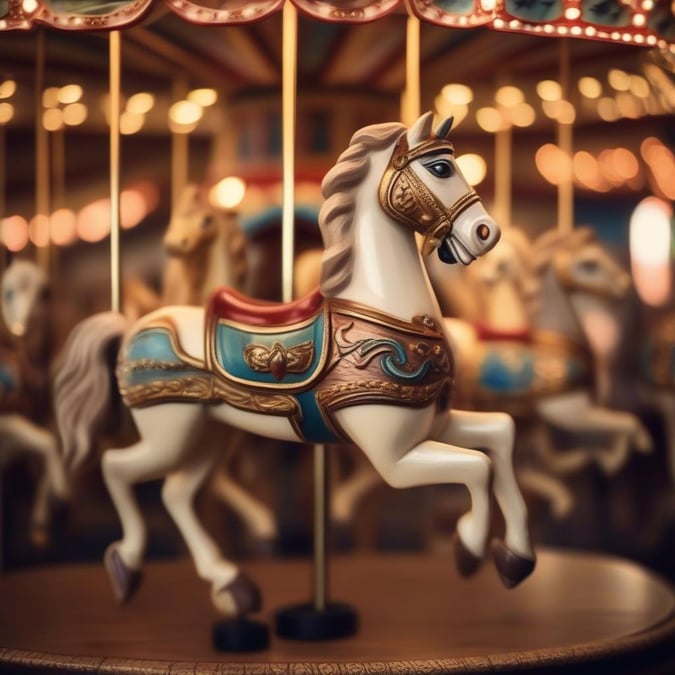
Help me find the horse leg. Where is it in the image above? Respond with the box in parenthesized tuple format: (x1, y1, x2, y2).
(437, 409, 535, 588)
(517, 467, 575, 520)
(101, 403, 205, 603)
(331, 447, 380, 526)
(162, 450, 262, 618)
(208, 427, 277, 551)
(337, 405, 493, 577)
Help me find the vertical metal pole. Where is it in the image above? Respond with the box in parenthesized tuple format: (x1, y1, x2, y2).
(282, 1, 297, 305)
(494, 125, 512, 228)
(171, 77, 189, 214)
(557, 39, 573, 234)
(403, 10, 420, 127)
(0, 124, 6, 273)
(109, 31, 122, 313)
(35, 29, 50, 273)
(313, 442, 327, 611)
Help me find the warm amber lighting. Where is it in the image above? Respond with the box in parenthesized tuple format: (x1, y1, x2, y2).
(641, 138, 675, 200)
(611, 148, 639, 180)
(120, 111, 144, 135)
(434, 100, 468, 129)
(1, 215, 29, 252)
(535, 144, 572, 186)
(43, 108, 64, 132)
(573, 151, 607, 191)
(63, 102, 88, 126)
(616, 92, 642, 119)
(608, 69, 631, 92)
(578, 77, 602, 99)
(42, 86, 60, 109)
(126, 92, 155, 115)
(50, 208, 77, 246)
(456, 154, 486, 187)
(169, 100, 203, 126)
(29, 214, 50, 247)
(22, 0, 38, 13)
(209, 176, 246, 210)
(630, 196, 672, 306)
(476, 106, 506, 133)
(77, 200, 111, 242)
(536, 80, 562, 102)
(629, 75, 650, 98)
(510, 102, 536, 127)
(441, 84, 473, 105)
(0, 79, 16, 99)
(0, 102, 14, 125)
(120, 189, 148, 229)
(495, 85, 524, 108)
(541, 99, 575, 124)
(58, 84, 83, 105)
(597, 97, 620, 122)
(598, 150, 624, 186)
(187, 88, 218, 107)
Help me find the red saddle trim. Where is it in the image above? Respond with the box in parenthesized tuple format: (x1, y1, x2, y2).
(473, 321, 532, 343)
(208, 287, 324, 327)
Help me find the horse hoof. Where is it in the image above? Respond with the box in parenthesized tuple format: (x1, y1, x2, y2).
(104, 545, 143, 603)
(453, 533, 483, 578)
(212, 572, 262, 618)
(491, 540, 535, 589)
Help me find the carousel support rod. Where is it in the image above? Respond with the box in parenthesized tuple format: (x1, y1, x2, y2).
(557, 38, 573, 234)
(109, 31, 122, 314)
(171, 77, 189, 214)
(494, 125, 512, 229)
(281, 1, 297, 305)
(313, 443, 327, 612)
(403, 6, 420, 126)
(35, 29, 50, 274)
(0, 124, 6, 272)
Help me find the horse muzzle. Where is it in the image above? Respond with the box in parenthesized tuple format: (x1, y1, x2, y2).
(438, 210, 500, 266)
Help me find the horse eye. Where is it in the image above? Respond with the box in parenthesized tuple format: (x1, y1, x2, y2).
(202, 215, 215, 229)
(578, 259, 599, 274)
(425, 160, 454, 178)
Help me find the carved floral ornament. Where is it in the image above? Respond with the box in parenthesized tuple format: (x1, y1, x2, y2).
(0, 0, 672, 46)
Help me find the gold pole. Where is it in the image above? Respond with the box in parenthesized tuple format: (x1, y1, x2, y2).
(171, 77, 189, 214)
(403, 9, 420, 126)
(313, 442, 327, 611)
(35, 29, 50, 273)
(494, 125, 512, 228)
(109, 31, 122, 313)
(282, 1, 297, 305)
(557, 39, 573, 234)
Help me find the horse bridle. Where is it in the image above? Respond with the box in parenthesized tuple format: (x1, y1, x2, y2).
(378, 132, 481, 256)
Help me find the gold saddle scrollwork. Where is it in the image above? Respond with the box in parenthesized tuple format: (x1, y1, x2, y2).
(243, 340, 314, 381)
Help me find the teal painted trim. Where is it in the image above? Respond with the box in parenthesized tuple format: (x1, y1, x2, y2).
(360, 338, 433, 383)
(295, 392, 340, 444)
(214, 313, 324, 386)
(126, 328, 182, 363)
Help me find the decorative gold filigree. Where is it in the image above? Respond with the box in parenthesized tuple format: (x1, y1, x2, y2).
(243, 340, 314, 381)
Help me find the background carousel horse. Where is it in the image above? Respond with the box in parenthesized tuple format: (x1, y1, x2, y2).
(0, 260, 69, 547)
(51, 112, 534, 619)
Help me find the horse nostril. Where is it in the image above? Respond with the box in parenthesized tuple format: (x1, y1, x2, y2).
(477, 224, 490, 241)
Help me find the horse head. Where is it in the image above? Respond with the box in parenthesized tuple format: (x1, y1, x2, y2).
(1, 260, 49, 338)
(381, 111, 500, 265)
(163, 184, 220, 256)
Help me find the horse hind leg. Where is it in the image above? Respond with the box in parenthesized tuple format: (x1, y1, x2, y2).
(101, 403, 205, 603)
(162, 450, 262, 618)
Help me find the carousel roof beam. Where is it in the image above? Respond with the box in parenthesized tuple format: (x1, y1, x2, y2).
(124, 27, 240, 91)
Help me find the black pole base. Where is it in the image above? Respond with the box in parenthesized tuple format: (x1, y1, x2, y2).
(212, 618, 270, 652)
(275, 601, 358, 641)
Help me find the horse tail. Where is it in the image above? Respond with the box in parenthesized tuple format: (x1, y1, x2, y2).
(52, 311, 129, 474)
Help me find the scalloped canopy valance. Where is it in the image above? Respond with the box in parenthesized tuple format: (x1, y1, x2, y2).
(1, 0, 673, 48)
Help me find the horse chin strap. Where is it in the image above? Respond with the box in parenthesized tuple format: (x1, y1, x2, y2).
(378, 132, 481, 256)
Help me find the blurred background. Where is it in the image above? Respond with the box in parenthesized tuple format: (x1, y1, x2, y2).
(0, 0, 673, 589)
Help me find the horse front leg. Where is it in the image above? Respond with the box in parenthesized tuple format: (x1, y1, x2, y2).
(336, 405, 493, 578)
(437, 409, 535, 588)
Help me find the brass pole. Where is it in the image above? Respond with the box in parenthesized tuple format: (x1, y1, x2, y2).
(282, 1, 297, 305)
(0, 124, 6, 273)
(557, 39, 573, 234)
(403, 10, 420, 126)
(171, 77, 189, 214)
(313, 442, 327, 611)
(35, 29, 50, 273)
(109, 31, 122, 313)
(494, 125, 512, 228)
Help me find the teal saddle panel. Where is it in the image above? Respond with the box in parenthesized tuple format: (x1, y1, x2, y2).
(210, 311, 326, 388)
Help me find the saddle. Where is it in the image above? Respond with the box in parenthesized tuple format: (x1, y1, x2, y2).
(208, 287, 323, 327)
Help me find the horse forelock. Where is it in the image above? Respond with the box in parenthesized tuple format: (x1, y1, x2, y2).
(318, 122, 405, 296)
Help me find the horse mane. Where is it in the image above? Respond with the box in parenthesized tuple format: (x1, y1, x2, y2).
(318, 122, 405, 296)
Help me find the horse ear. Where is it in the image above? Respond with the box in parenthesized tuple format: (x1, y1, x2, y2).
(407, 111, 434, 147)
(435, 116, 454, 139)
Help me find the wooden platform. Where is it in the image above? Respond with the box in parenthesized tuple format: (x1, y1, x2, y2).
(1, 548, 674, 673)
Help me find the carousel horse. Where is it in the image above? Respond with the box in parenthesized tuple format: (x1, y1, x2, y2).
(52, 112, 535, 618)
(0, 260, 69, 546)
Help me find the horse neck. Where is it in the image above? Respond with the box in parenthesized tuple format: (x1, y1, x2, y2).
(332, 169, 441, 322)
(481, 277, 530, 332)
(202, 223, 242, 299)
(535, 266, 585, 344)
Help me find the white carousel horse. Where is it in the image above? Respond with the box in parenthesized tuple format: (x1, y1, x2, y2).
(0, 260, 69, 547)
(52, 112, 534, 618)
